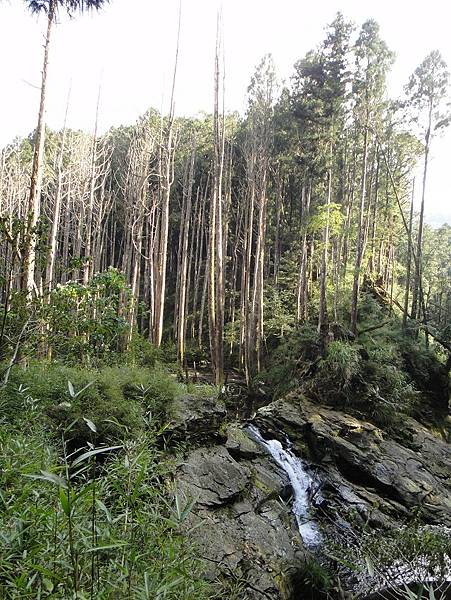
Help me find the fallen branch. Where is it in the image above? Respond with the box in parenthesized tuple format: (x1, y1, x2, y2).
(1, 317, 30, 387)
(358, 320, 392, 335)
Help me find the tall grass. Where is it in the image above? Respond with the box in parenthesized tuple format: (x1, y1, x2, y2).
(0, 363, 213, 599)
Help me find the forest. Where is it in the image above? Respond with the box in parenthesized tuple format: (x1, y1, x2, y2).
(0, 1, 450, 599)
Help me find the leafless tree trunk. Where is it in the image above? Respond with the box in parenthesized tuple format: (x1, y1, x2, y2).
(22, 0, 56, 297)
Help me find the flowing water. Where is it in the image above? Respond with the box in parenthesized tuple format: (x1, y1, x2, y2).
(247, 424, 322, 548)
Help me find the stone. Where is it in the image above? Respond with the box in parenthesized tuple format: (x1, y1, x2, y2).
(225, 422, 265, 459)
(175, 435, 306, 599)
(166, 394, 226, 442)
(255, 397, 451, 526)
(177, 445, 249, 507)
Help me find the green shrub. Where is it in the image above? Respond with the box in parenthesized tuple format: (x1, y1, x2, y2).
(295, 557, 333, 598)
(0, 425, 212, 599)
(135, 366, 185, 421)
(45, 379, 144, 451)
(183, 340, 210, 367)
(3, 362, 187, 450)
(316, 340, 362, 402)
(185, 382, 218, 398)
(362, 349, 419, 426)
(259, 324, 321, 399)
(399, 338, 449, 413)
(125, 334, 162, 367)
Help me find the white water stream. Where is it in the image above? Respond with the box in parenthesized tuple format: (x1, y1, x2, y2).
(247, 424, 322, 548)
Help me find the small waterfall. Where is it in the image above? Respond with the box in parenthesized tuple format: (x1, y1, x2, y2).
(247, 424, 322, 549)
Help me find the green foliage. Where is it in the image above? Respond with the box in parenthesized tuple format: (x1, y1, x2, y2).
(0, 425, 211, 599)
(3, 362, 186, 451)
(399, 336, 450, 412)
(405, 50, 450, 136)
(308, 203, 344, 236)
(42, 268, 132, 364)
(264, 286, 297, 342)
(2, 269, 134, 368)
(309, 336, 418, 427)
(0, 355, 212, 598)
(182, 340, 210, 367)
(125, 334, 162, 368)
(261, 296, 436, 431)
(363, 357, 418, 427)
(258, 324, 321, 398)
(316, 341, 361, 401)
(296, 557, 333, 598)
(362, 526, 451, 572)
(185, 382, 219, 398)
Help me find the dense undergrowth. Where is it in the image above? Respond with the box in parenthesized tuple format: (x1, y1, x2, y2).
(0, 283, 449, 598)
(258, 294, 450, 434)
(0, 347, 216, 599)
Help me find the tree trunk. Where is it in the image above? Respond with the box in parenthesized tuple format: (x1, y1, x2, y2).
(22, 0, 56, 297)
(402, 181, 415, 333)
(350, 124, 369, 335)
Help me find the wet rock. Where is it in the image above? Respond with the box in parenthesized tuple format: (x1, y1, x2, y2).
(225, 422, 265, 459)
(255, 397, 451, 526)
(175, 437, 306, 599)
(251, 457, 291, 502)
(177, 445, 250, 507)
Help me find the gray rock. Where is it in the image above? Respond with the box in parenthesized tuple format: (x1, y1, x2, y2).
(166, 394, 226, 442)
(177, 445, 250, 507)
(171, 392, 451, 598)
(225, 422, 265, 459)
(175, 436, 306, 599)
(255, 397, 451, 526)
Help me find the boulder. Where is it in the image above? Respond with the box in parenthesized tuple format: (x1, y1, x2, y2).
(166, 394, 226, 442)
(177, 445, 250, 507)
(225, 422, 265, 459)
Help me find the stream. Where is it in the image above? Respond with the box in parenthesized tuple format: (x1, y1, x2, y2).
(247, 424, 323, 549)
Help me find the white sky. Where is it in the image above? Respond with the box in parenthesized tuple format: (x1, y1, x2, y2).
(0, 0, 450, 225)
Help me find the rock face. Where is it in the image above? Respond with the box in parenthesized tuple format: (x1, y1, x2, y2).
(166, 394, 227, 442)
(176, 432, 305, 599)
(169, 391, 451, 598)
(255, 396, 451, 527)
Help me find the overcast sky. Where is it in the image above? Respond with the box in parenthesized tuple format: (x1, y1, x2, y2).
(1, 0, 450, 225)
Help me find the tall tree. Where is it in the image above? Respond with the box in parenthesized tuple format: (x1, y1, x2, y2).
(350, 19, 393, 335)
(208, 23, 226, 385)
(241, 54, 276, 382)
(23, 0, 109, 297)
(405, 51, 450, 327)
(151, 1, 181, 347)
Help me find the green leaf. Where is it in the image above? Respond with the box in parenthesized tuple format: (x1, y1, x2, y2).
(96, 499, 112, 523)
(84, 542, 129, 553)
(59, 488, 71, 516)
(155, 576, 185, 594)
(364, 555, 375, 577)
(71, 445, 122, 468)
(75, 381, 95, 399)
(83, 417, 97, 432)
(42, 578, 54, 592)
(64, 418, 80, 435)
(323, 553, 357, 571)
(24, 470, 68, 489)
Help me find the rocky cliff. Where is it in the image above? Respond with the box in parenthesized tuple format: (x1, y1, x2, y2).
(168, 393, 451, 599)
